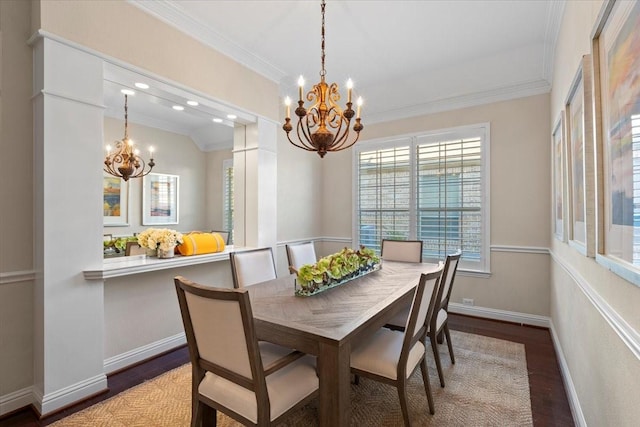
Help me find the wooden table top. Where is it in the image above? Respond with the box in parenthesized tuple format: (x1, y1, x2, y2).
(247, 261, 439, 348)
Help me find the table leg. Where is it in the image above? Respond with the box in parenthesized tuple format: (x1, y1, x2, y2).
(318, 340, 351, 427)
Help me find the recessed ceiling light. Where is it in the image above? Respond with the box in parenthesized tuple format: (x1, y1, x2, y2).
(172, 105, 185, 111)
(134, 82, 149, 89)
(212, 118, 223, 123)
(227, 114, 237, 120)
(187, 100, 199, 106)
(121, 89, 135, 95)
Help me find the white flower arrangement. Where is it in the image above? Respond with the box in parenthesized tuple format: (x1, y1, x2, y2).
(137, 228, 184, 251)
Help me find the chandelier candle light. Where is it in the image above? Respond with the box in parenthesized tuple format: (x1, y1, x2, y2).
(283, 0, 364, 158)
(104, 91, 155, 181)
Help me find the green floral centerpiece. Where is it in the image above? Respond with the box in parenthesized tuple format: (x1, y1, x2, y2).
(137, 228, 183, 258)
(292, 246, 381, 296)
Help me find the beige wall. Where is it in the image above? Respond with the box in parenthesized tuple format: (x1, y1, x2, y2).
(273, 110, 324, 273)
(103, 118, 208, 236)
(36, 0, 278, 121)
(550, 1, 640, 424)
(321, 93, 552, 317)
(0, 0, 34, 399)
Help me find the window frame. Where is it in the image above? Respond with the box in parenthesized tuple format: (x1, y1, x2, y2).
(352, 123, 491, 274)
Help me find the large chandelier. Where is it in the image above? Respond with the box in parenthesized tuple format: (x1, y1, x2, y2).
(282, 0, 364, 158)
(104, 93, 155, 181)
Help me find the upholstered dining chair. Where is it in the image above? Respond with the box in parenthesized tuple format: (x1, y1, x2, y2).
(380, 239, 423, 263)
(350, 265, 445, 424)
(174, 276, 319, 427)
(285, 241, 317, 272)
(429, 250, 462, 387)
(210, 230, 230, 245)
(386, 250, 462, 388)
(125, 241, 146, 256)
(383, 239, 423, 330)
(230, 247, 277, 288)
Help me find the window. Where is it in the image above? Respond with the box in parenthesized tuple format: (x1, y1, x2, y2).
(222, 159, 234, 244)
(354, 124, 490, 273)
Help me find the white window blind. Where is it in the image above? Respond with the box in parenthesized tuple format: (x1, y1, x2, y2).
(354, 125, 489, 272)
(222, 159, 234, 244)
(416, 135, 483, 263)
(356, 141, 412, 254)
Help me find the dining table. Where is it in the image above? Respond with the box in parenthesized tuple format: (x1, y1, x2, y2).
(246, 260, 440, 427)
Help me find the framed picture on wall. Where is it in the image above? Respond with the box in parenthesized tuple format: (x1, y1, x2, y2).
(552, 114, 566, 241)
(592, 0, 640, 277)
(142, 173, 179, 225)
(565, 55, 595, 256)
(103, 174, 129, 226)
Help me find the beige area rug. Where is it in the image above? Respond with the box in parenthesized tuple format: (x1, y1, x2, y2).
(51, 331, 532, 426)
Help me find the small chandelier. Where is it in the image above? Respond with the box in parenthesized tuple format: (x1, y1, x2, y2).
(282, 0, 364, 158)
(104, 93, 155, 181)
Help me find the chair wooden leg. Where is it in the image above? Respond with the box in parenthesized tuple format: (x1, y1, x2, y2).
(201, 403, 217, 427)
(191, 399, 202, 427)
(436, 330, 444, 344)
(419, 358, 435, 415)
(443, 324, 455, 364)
(397, 378, 411, 427)
(430, 333, 445, 388)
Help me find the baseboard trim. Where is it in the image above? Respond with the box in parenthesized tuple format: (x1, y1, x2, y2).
(449, 302, 551, 328)
(0, 386, 33, 417)
(549, 321, 587, 427)
(103, 332, 187, 374)
(34, 373, 107, 417)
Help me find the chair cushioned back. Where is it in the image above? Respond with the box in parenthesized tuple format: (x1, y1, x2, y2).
(407, 272, 441, 340)
(233, 249, 276, 287)
(381, 240, 422, 263)
(287, 242, 317, 270)
(440, 255, 460, 305)
(185, 292, 252, 378)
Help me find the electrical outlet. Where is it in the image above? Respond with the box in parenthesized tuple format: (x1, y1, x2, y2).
(462, 298, 474, 306)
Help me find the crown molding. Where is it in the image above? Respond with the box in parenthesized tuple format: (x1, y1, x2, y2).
(542, 0, 567, 83)
(127, 0, 286, 83)
(365, 79, 551, 125)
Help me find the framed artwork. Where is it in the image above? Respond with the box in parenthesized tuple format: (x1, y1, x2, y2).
(592, 0, 640, 274)
(142, 173, 179, 225)
(103, 175, 129, 226)
(565, 55, 595, 256)
(552, 114, 566, 241)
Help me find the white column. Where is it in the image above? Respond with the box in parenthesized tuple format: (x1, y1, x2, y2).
(32, 37, 106, 415)
(233, 118, 278, 252)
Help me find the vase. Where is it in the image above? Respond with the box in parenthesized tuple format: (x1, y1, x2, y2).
(146, 248, 157, 257)
(157, 247, 175, 259)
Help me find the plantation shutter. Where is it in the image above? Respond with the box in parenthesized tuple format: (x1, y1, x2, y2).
(222, 159, 234, 244)
(416, 133, 483, 263)
(356, 141, 412, 254)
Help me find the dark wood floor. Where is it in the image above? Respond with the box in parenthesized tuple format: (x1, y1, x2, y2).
(0, 313, 574, 426)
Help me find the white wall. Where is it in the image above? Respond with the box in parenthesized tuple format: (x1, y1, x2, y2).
(103, 118, 208, 236)
(321, 93, 552, 318)
(550, 1, 640, 425)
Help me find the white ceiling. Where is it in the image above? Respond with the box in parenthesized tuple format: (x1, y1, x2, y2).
(111, 0, 565, 151)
